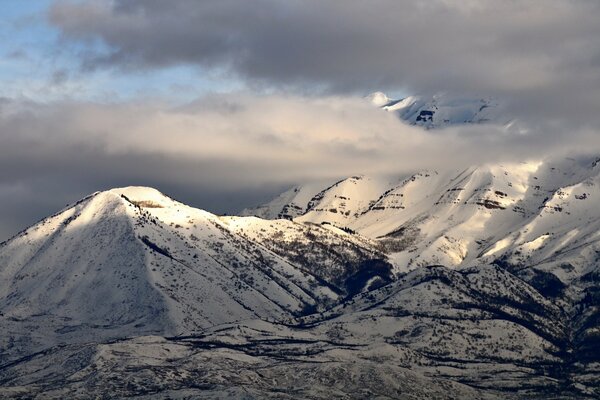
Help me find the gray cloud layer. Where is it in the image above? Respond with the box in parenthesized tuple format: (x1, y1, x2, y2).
(2, 94, 599, 241)
(2, 1, 600, 240)
(49, 0, 600, 125)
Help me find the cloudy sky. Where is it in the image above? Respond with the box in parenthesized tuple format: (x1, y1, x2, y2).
(1, 0, 600, 241)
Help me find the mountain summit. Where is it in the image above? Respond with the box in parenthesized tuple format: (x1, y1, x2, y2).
(0, 185, 392, 355)
(366, 91, 393, 106)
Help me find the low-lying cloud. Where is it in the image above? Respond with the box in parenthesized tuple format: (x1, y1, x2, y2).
(1, 93, 599, 241)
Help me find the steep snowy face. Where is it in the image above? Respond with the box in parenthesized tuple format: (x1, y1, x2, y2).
(0, 190, 167, 326)
(352, 162, 546, 271)
(222, 216, 393, 298)
(295, 175, 396, 227)
(240, 181, 335, 220)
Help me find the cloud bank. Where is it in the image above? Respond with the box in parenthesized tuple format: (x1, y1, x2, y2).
(49, 0, 600, 127)
(1, 1, 600, 240)
(2, 93, 599, 240)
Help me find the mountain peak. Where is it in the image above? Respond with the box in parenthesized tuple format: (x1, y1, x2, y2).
(365, 91, 391, 106)
(107, 186, 173, 208)
(109, 186, 166, 199)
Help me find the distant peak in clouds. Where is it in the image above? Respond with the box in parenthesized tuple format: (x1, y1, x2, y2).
(365, 91, 392, 107)
(369, 92, 509, 129)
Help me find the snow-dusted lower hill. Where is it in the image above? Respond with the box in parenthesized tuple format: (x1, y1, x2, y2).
(1, 264, 596, 398)
(0, 332, 504, 400)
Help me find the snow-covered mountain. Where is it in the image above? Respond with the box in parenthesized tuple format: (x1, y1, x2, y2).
(367, 91, 509, 128)
(0, 187, 400, 360)
(2, 155, 600, 398)
(245, 156, 600, 281)
(238, 155, 600, 398)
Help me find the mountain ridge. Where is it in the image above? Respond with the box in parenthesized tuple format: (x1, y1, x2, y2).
(244, 156, 600, 281)
(2, 161, 600, 398)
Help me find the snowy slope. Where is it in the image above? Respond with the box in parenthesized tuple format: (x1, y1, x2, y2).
(3, 155, 600, 398)
(0, 186, 392, 362)
(1, 265, 595, 397)
(235, 155, 600, 397)
(251, 156, 600, 283)
(222, 216, 393, 298)
(239, 181, 334, 220)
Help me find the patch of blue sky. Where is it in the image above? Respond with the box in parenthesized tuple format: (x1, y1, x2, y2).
(0, 1, 243, 103)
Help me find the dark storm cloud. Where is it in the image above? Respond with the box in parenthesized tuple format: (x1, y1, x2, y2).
(48, 0, 600, 124)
